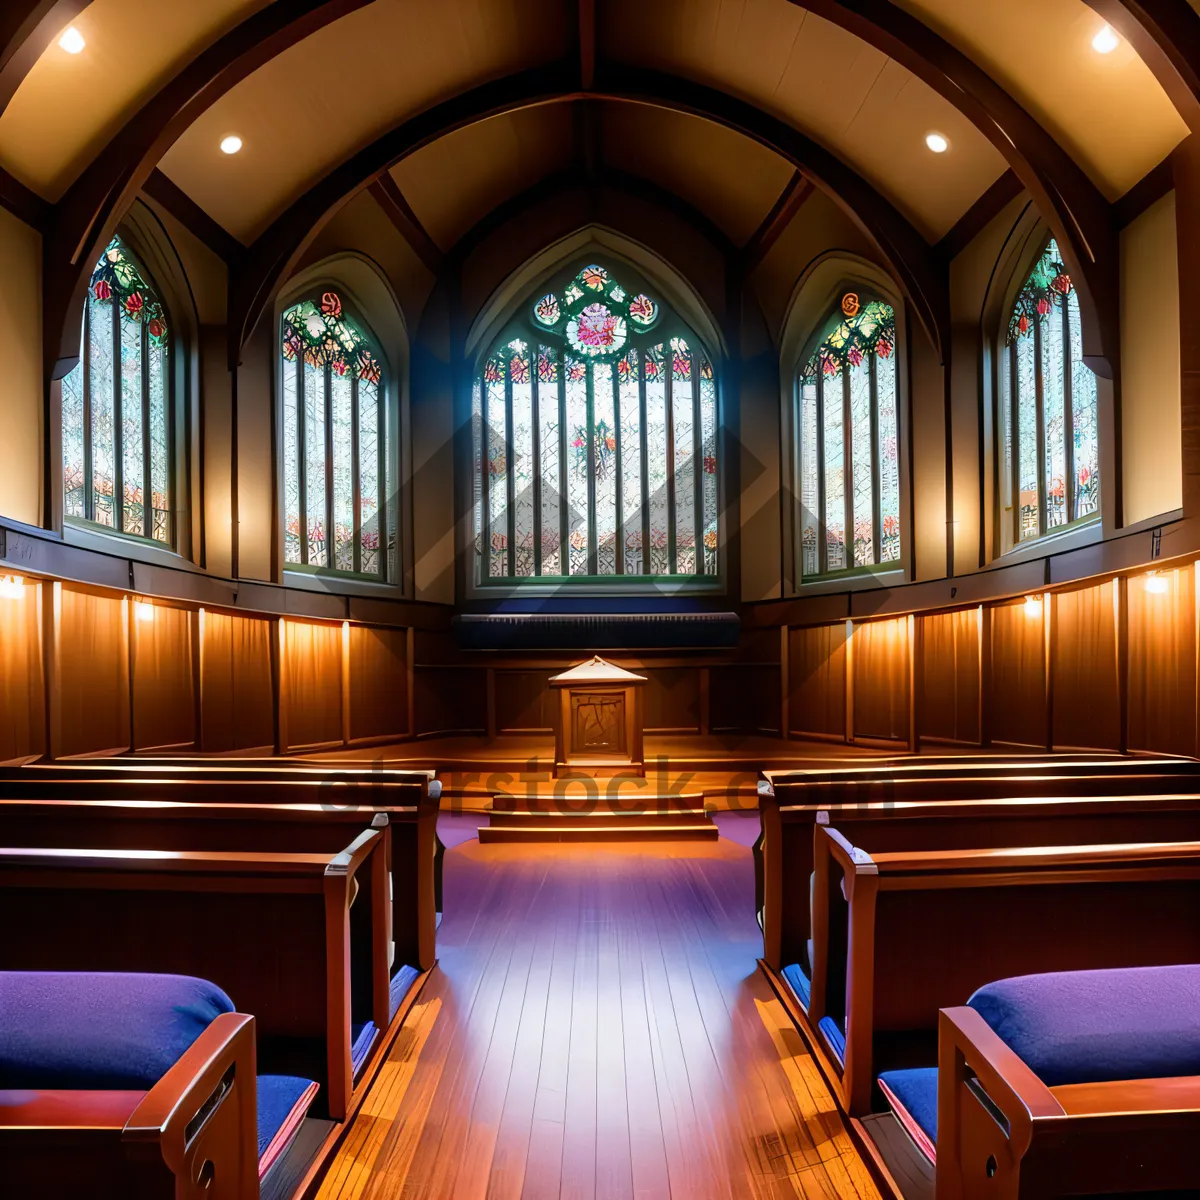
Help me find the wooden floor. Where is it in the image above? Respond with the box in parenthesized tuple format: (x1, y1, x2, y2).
(315, 828, 878, 1199)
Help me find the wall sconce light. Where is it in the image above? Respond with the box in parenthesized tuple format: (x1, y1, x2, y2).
(0, 574, 25, 599)
(134, 598, 155, 623)
(1144, 571, 1169, 595)
(1023, 594, 1043, 619)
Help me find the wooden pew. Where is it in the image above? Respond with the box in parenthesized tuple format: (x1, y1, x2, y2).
(0, 835, 391, 1127)
(757, 764, 1200, 970)
(804, 830, 1200, 1119)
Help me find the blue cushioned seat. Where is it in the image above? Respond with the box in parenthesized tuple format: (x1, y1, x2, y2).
(878, 1067, 938, 1159)
(257, 1074, 318, 1174)
(0, 972, 235, 1090)
(389, 963, 421, 1023)
(781, 963, 810, 1010)
(818, 1015, 846, 1065)
(967, 964, 1200, 1087)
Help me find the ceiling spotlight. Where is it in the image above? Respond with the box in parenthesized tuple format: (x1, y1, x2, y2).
(925, 132, 949, 154)
(1092, 25, 1119, 54)
(58, 26, 86, 54)
(219, 135, 243, 155)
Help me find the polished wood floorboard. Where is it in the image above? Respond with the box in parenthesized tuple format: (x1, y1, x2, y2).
(316, 833, 879, 1200)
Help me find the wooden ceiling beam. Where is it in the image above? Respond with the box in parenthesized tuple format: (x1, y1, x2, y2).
(578, 0, 596, 91)
(42, 0, 375, 383)
(934, 169, 1025, 263)
(788, 0, 1118, 378)
(229, 63, 947, 370)
(369, 173, 444, 275)
(0, 0, 87, 116)
(141, 168, 244, 264)
(740, 171, 814, 274)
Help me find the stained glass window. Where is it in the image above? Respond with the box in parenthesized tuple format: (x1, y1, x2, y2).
(279, 292, 390, 577)
(797, 297, 901, 576)
(61, 237, 173, 544)
(472, 263, 719, 583)
(1002, 239, 1099, 545)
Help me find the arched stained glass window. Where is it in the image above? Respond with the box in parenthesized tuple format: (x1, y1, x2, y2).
(797, 296, 900, 576)
(472, 262, 719, 582)
(61, 237, 173, 543)
(1001, 239, 1099, 544)
(279, 292, 391, 577)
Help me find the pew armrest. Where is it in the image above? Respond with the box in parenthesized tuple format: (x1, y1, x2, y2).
(124, 1011, 260, 1200)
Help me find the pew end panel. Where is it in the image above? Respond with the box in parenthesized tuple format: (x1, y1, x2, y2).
(0, 1012, 259, 1200)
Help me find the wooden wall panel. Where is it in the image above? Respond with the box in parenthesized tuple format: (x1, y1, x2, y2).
(57, 587, 128, 757)
(0, 580, 44, 763)
(1053, 582, 1120, 750)
(199, 611, 274, 753)
(919, 608, 980, 744)
(1128, 567, 1196, 756)
(413, 668, 487, 737)
(853, 617, 910, 742)
(348, 625, 408, 742)
(643, 668, 701, 733)
(990, 599, 1047, 748)
(131, 605, 195, 751)
(495, 670, 554, 735)
(788, 623, 846, 738)
(711, 665, 780, 734)
(283, 619, 343, 750)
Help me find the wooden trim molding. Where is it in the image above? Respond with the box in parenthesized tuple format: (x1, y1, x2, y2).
(935, 170, 1025, 261)
(0, 164, 50, 231)
(1114, 157, 1175, 228)
(368, 174, 443, 275)
(141, 169, 244, 263)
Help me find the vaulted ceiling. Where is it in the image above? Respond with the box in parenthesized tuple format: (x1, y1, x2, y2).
(0, 0, 1194, 366)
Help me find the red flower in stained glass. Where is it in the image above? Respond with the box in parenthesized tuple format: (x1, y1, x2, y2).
(703, 456, 717, 475)
(124, 292, 144, 318)
(538, 352, 557, 382)
(332, 358, 349, 377)
(673, 353, 690, 380)
(581, 266, 607, 291)
(703, 530, 718, 551)
(94, 280, 112, 302)
(484, 360, 502, 383)
(1017, 315, 1029, 336)
(575, 303, 619, 348)
(876, 340, 893, 359)
(644, 356, 661, 380)
(617, 356, 633, 380)
(883, 515, 899, 537)
(848, 346, 864, 367)
(510, 355, 530, 384)
(321, 292, 343, 318)
(534, 294, 560, 325)
(629, 293, 657, 324)
(358, 351, 381, 384)
(1079, 465, 1091, 485)
(1049, 474, 1065, 498)
(148, 318, 165, 341)
(1051, 272, 1071, 295)
(568, 360, 587, 382)
(1036, 297, 1051, 316)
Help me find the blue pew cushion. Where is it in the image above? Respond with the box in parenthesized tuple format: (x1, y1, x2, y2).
(968, 964, 1200, 1087)
(350, 1022, 378, 1078)
(257, 1075, 319, 1178)
(0, 972, 235, 1090)
(818, 1015, 846, 1065)
(878, 1067, 938, 1163)
(781, 963, 810, 1011)
(389, 963, 421, 1023)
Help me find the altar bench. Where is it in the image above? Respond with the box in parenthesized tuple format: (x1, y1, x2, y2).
(0, 971, 317, 1199)
(875, 964, 1200, 1198)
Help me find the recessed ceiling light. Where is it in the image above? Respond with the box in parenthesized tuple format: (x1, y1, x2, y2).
(1092, 24, 1119, 54)
(220, 135, 243, 155)
(58, 26, 85, 54)
(925, 132, 949, 154)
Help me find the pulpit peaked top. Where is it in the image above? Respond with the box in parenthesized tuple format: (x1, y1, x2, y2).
(549, 655, 647, 686)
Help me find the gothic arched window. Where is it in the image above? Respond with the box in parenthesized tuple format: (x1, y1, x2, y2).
(797, 296, 901, 576)
(279, 292, 391, 577)
(472, 262, 719, 582)
(61, 237, 173, 543)
(1001, 239, 1099, 544)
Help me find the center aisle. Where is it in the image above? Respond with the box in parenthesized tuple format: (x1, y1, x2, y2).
(316, 820, 878, 1200)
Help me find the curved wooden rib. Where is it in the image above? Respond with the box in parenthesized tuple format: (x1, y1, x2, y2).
(229, 62, 948, 368)
(791, 0, 1118, 377)
(43, 0, 376, 380)
(0, 0, 87, 116)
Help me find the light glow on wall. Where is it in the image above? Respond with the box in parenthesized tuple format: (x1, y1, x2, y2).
(0, 574, 25, 599)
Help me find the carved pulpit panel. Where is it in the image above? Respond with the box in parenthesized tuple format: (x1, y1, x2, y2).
(550, 656, 646, 776)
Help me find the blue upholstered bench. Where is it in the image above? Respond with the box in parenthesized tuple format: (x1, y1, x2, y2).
(878, 964, 1200, 1196)
(0, 971, 319, 1192)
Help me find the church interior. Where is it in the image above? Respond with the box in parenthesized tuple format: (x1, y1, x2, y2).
(2, 1, 1200, 1197)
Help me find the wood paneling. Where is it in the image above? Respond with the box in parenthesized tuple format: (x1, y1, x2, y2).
(283, 619, 343, 750)
(494, 669, 555, 734)
(788, 623, 846, 738)
(853, 617, 910, 742)
(990, 599, 1046, 748)
(199, 611, 274, 753)
(1128, 566, 1196, 757)
(348, 624, 408, 742)
(131, 604, 195, 751)
(711, 665, 780, 734)
(1053, 581, 1120, 750)
(919, 608, 980, 744)
(57, 587, 128, 757)
(643, 667, 701, 733)
(413, 667, 487, 737)
(0, 580, 44, 763)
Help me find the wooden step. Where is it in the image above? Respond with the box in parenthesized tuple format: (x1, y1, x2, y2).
(485, 809, 715, 829)
(489, 791, 707, 815)
(478, 822, 719, 844)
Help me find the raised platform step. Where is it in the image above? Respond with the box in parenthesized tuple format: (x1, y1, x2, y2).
(481, 799, 719, 842)
(478, 821, 719, 844)
(486, 809, 715, 829)
(489, 790, 707, 814)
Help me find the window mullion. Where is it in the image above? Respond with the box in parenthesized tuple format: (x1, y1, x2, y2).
(112, 301, 124, 534)
(505, 368, 515, 577)
(83, 306, 93, 523)
(585, 363, 597, 575)
(842, 370, 853, 568)
(1034, 317, 1047, 538)
(142, 318, 151, 542)
(870, 354, 881, 566)
(816, 374, 827, 575)
(297, 358, 308, 566)
(532, 349, 542, 576)
(639, 355, 650, 575)
(613, 359, 624, 576)
(324, 366, 334, 568)
(352, 377, 362, 574)
(1062, 301, 1075, 522)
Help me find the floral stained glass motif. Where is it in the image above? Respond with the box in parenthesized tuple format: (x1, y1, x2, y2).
(279, 290, 388, 575)
(61, 237, 172, 543)
(472, 262, 719, 582)
(798, 298, 900, 576)
(1003, 238, 1098, 544)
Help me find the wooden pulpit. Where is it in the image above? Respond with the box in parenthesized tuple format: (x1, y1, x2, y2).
(549, 656, 647, 777)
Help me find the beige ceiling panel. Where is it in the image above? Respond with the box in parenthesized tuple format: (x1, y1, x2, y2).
(0, 0, 273, 199)
(391, 105, 574, 251)
(894, 0, 1188, 198)
(160, 0, 567, 242)
(603, 0, 1006, 238)
(601, 103, 794, 246)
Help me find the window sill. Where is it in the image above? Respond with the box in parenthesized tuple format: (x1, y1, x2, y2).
(63, 518, 196, 573)
(282, 567, 404, 600)
(995, 513, 1102, 566)
(796, 565, 907, 596)
(467, 575, 725, 600)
